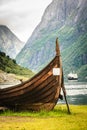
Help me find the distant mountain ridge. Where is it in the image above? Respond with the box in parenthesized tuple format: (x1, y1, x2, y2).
(16, 0, 87, 81)
(0, 25, 24, 59)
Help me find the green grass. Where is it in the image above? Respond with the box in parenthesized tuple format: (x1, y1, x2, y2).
(0, 105, 68, 117)
(0, 105, 87, 130)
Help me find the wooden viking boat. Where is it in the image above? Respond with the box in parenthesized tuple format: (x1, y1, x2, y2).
(0, 38, 67, 112)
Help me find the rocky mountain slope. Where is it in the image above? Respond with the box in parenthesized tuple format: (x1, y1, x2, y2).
(0, 25, 24, 59)
(16, 0, 87, 81)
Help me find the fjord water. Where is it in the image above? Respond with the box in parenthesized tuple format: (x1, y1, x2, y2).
(60, 81, 87, 105)
(0, 81, 87, 105)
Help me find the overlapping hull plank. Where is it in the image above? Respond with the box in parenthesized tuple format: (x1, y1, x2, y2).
(0, 38, 63, 111)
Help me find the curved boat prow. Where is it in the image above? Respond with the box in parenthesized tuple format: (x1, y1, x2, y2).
(0, 38, 64, 111)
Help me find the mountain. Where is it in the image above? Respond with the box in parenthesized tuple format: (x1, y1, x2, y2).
(0, 25, 24, 59)
(16, 0, 87, 81)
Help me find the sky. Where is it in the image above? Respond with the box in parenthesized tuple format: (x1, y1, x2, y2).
(0, 0, 52, 42)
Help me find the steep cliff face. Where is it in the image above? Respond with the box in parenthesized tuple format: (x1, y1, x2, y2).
(16, 0, 87, 81)
(0, 25, 24, 59)
(23, 0, 80, 47)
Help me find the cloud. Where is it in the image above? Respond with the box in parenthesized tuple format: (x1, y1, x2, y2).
(0, 0, 13, 4)
(0, 0, 52, 42)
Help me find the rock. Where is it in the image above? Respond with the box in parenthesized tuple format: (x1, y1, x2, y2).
(0, 71, 20, 84)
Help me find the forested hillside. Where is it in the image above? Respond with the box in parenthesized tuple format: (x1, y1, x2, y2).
(0, 51, 34, 78)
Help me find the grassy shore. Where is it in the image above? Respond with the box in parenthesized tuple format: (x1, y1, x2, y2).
(0, 105, 87, 130)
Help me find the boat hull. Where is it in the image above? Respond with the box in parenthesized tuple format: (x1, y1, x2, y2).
(0, 39, 63, 111)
